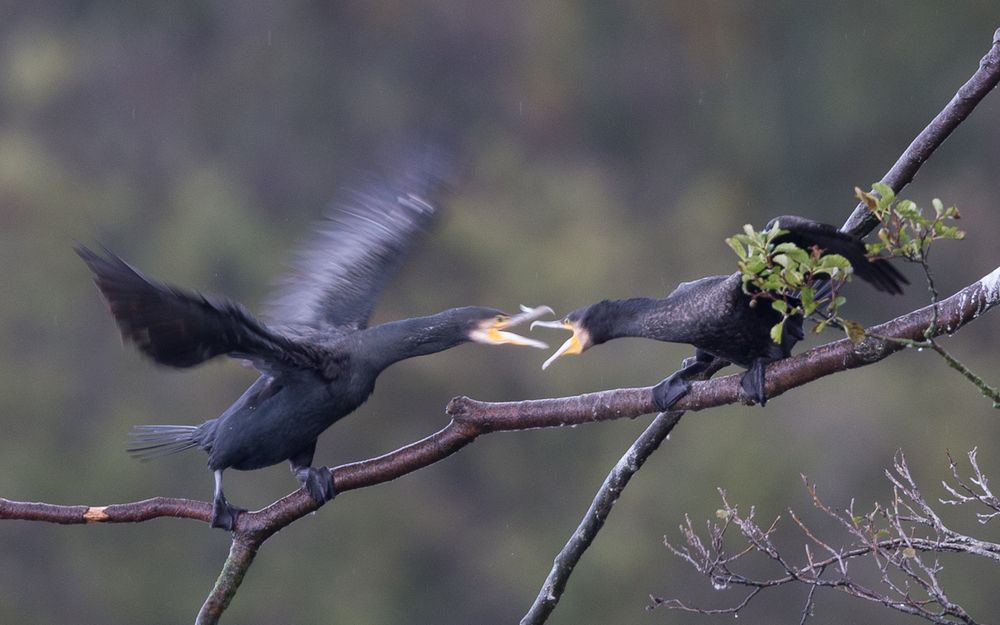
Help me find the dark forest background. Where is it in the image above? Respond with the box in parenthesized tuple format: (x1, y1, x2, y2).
(1, 2, 999, 623)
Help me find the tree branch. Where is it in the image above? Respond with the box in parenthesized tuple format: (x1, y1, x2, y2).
(842, 27, 1000, 237)
(196, 537, 262, 625)
(4, 266, 998, 529)
(520, 409, 686, 625)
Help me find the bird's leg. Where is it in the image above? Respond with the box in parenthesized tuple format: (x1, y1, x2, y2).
(652, 349, 718, 412)
(289, 444, 337, 505)
(739, 359, 769, 407)
(210, 469, 245, 531)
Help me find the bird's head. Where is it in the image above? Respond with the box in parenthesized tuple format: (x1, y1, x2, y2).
(465, 304, 554, 349)
(530, 303, 607, 369)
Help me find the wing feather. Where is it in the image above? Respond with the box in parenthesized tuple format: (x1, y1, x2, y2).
(265, 150, 451, 330)
(768, 215, 908, 295)
(77, 245, 316, 373)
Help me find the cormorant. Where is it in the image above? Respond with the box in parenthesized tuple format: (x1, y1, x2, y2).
(79, 159, 553, 530)
(532, 215, 907, 409)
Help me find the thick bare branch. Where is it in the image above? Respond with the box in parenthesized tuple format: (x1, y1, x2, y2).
(197, 538, 262, 625)
(0, 496, 212, 525)
(3, 266, 999, 532)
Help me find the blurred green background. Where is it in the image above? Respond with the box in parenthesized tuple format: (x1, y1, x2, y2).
(2, 2, 999, 624)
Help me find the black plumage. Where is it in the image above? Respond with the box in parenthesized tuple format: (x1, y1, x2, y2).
(80, 158, 553, 530)
(533, 216, 908, 409)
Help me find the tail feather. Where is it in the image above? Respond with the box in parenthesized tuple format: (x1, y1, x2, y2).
(127, 425, 200, 461)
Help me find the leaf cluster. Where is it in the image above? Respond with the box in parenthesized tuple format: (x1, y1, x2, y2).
(858, 183, 965, 262)
(726, 224, 863, 344)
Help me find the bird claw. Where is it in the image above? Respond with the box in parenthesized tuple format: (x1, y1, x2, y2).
(296, 466, 337, 505)
(739, 363, 768, 407)
(211, 495, 246, 531)
(652, 372, 691, 412)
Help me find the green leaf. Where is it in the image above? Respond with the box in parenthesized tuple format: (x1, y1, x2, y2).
(871, 182, 895, 206)
(774, 243, 810, 264)
(843, 319, 865, 343)
(818, 253, 851, 270)
(784, 268, 803, 287)
(725, 236, 748, 260)
(746, 258, 766, 274)
(895, 199, 921, 221)
(771, 299, 788, 314)
(855, 187, 877, 211)
(770, 319, 785, 344)
(801, 287, 816, 316)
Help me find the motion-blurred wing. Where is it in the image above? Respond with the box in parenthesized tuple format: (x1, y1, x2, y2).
(266, 150, 451, 330)
(768, 215, 908, 294)
(78, 246, 315, 372)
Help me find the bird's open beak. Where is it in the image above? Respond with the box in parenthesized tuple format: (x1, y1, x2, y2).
(530, 319, 586, 369)
(472, 305, 554, 349)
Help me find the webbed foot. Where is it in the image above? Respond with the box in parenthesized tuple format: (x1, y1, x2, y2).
(739, 360, 768, 407)
(652, 371, 692, 412)
(211, 494, 246, 531)
(295, 466, 337, 505)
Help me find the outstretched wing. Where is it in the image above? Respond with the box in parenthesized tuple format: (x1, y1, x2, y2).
(266, 150, 451, 331)
(767, 215, 908, 295)
(77, 246, 316, 373)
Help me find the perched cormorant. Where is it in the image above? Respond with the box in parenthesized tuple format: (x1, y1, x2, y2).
(79, 159, 553, 530)
(532, 215, 907, 409)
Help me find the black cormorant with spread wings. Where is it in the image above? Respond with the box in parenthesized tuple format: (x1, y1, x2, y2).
(532, 215, 907, 410)
(79, 156, 553, 530)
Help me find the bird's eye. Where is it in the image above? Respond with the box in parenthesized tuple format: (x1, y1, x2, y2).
(563, 318, 570, 324)
(496, 315, 506, 322)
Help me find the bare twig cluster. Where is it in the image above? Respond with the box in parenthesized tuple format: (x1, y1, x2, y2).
(651, 451, 1000, 624)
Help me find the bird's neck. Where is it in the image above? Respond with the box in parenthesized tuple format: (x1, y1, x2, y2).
(360, 311, 470, 373)
(587, 297, 671, 344)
